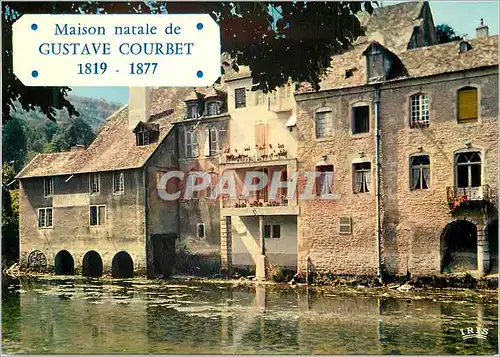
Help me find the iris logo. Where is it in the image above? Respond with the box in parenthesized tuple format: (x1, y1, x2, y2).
(460, 327, 488, 341)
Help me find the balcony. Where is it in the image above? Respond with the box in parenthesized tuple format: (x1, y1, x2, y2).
(220, 144, 295, 168)
(221, 196, 299, 216)
(446, 185, 493, 214)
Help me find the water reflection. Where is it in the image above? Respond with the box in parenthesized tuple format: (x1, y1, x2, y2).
(1, 277, 498, 355)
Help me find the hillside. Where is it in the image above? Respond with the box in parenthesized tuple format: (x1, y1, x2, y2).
(4, 95, 122, 172)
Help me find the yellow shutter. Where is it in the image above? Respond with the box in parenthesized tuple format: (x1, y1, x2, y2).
(458, 88, 478, 122)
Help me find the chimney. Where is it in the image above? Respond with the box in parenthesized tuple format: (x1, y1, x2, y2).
(70, 144, 85, 152)
(476, 18, 489, 38)
(128, 87, 151, 129)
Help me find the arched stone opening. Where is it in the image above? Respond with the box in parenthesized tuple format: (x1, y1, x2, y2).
(54, 250, 75, 275)
(486, 220, 498, 274)
(111, 251, 134, 278)
(82, 251, 103, 278)
(27, 250, 48, 272)
(441, 220, 478, 273)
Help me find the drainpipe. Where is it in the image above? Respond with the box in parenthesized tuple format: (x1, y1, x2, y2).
(374, 85, 382, 279)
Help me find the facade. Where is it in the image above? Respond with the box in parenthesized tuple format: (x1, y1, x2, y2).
(295, 2, 498, 277)
(219, 69, 299, 275)
(16, 1, 498, 279)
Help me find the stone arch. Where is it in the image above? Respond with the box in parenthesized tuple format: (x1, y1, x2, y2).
(82, 251, 103, 278)
(54, 250, 75, 275)
(441, 220, 478, 273)
(111, 251, 134, 278)
(486, 220, 498, 274)
(27, 250, 48, 272)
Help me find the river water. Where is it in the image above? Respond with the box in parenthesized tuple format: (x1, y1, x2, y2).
(2, 277, 498, 355)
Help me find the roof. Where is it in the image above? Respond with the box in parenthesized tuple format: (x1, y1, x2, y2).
(305, 35, 499, 92)
(16, 87, 213, 179)
(355, 1, 424, 53)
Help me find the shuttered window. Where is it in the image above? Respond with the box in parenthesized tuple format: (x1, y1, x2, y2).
(457, 87, 478, 123)
(255, 123, 269, 153)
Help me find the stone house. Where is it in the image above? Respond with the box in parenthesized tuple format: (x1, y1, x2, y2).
(15, 86, 229, 278)
(295, 1, 498, 277)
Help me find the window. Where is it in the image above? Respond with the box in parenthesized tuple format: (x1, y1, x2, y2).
(197, 223, 205, 238)
(89, 205, 106, 226)
(38, 208, 53, 228)
(206, 101, 219, 116)
(352, 105, 370, 134)
(209, 129, 218, 156)
(353, 162, 371, 193)
(368, 50, 385, 80)
(256, 91, 266, 106)
(264, 224, 281, 239)
(185, 129, 198, 158)
(113, 171, 124, 194)
(456, 152, 481, 188)
(44, 177, 54, 197)
(136, 130, 150, 146)
(89, 173, 100, 194)
(235, 88, 246, 108)
(410, 94, 430, 127)
(187, 103, 198, 119)
(255, 123, 269, 152)
(410, 155, 430, 190)
(339, 217, 352, 234)
(457, 87, 478, 123)
(315, 110, 333, 138)
(316, 165, 334, 196)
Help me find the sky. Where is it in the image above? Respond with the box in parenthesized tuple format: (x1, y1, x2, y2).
(70, 1, 499, 105)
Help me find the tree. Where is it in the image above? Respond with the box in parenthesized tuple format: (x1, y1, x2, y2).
(51, 116, 96, 152)
(2, 1, 374, 124)
(2, 163, 19, 265)
(436, 24, 463, 44)
(2, 117, 27, 171)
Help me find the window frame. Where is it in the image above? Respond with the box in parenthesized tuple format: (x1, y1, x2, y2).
(89, 205, 106, 226)
(315, 165, 334, 196)
(353, 161, 372, 194)
(197, 223, 206, 238)
(208, 128, 219, 156)
(409, 154, 431, 191)
(113, 170, 125, 195)
(454, 150, 482, 189)
(89, 173, 100, 194)
(409, 93, 430, 128)
(263, 224, 281, 239)
(38, 207, 53, 229)
(44, 177, 54, 197)
(187, 102, 199, 119)
(351, 103, 370, 134)
(456, 86, 479, 123)
(206, 101, 219, 116)
(339, 217, 352, 235)
(315, 108, 333, 139)
(185, 129, 198, 158)
(234, 87, 247, 109)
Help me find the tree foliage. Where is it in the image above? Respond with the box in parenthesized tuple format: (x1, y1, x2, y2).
(2, 1, 374, 124)
(436, 24, 463, 44)
(2, 117, 27, 172)
(2, 163, 19, 264)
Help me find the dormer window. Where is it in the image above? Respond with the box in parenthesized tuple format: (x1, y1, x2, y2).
(133, 122, 159, 146)
(136, 130, 149, 146)
(459, 41, 472, 53)
(187, 102, 198, 119)
(206, 101, 220, 116)
(363, 42, 406, 83)
(368, 48, 385, 81)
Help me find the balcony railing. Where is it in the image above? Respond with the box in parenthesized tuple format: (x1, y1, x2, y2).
(446, 185, 491, 203)
(222, 196, 289, 209)
(221, 145, 292, 164)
